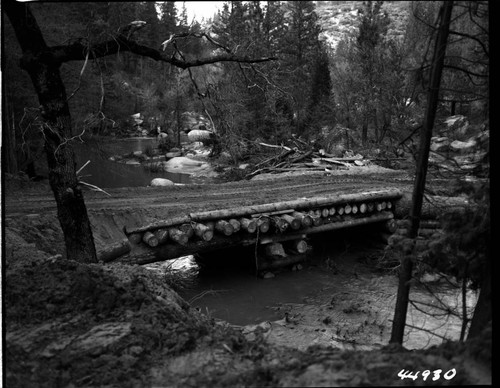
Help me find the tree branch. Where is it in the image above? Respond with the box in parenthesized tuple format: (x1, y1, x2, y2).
(50, 33, 277, 69)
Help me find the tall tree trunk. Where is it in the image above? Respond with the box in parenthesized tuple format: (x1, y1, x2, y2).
(2, 96, 19, 174)
(5, 0, 98, 263)
(390, 1, 453, 345)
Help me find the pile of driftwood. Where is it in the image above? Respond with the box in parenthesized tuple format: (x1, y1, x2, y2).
(246, 142, 367, 179)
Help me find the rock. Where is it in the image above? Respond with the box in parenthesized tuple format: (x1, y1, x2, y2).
(262, 271, 275, 279)
(133, 151, 143, 157)
(125, 160, 141, 166)
(450, 139, 477, 152)
(166, 151, 182, 158)
(239, 164, 249, 170)
(187, 129, 213, 143)
(164, 156, 206, 173)
(150, 178, 175, 187)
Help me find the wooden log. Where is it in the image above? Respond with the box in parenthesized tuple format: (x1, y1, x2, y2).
(264, 242, 287, 257)
(142, 231, 159, 247)
(188, 188, 403, 222)
(321, 208, 330, 218)
(351, 204, 358, 214)
(286, 239, 308, 254)
(178, 223, 194, 238)
(127, 233, 143, 245)
(206, 221, 215, 230)
(329, 207, 336, 216)
(125, 215, 192, 235)
(367, 202, 375, 212)
(336, 206, 344, 215)
(380, 201, 387, 210)
(344, 204, 352, 214)
(215, 220, 234, 236)
(281, 214, 301, 230)
(97, 239, 131, 262)
(314, 209, 322, 218)
(376, 202, 384, 212)
(272, 216, 289, 233)
(240, 217, 257, 233)
(386, 201, 393, 209)
(154, 228, 170, 245)
(194, 223, 214, 241)
(168, 227, 189, 245)
(311, 214, 323, 226)
(228, 219, 241, 233)
(358, 203, 367, 213)
(293, 212, 313, 227)
(257, 217, 270, 233)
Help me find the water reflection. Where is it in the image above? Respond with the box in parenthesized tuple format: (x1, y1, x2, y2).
(73, 137, 190, 188)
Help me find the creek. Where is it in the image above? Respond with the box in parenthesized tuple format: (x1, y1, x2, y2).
(73, 137, 190, 188)
(145, 231, 477, 351)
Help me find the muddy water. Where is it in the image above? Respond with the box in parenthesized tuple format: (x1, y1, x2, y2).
(73, 137, 190, 188)
(145, 232, 478, 351)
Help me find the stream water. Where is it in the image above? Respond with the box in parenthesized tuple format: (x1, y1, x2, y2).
(73, 137, 190, 188)
(145, 232, 477, 351)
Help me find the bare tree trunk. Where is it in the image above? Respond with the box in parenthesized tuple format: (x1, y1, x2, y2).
(5, 0, 98, 263)
(390, 1, 453, 345)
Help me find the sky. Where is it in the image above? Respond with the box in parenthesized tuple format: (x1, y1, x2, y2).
(181, 1, 224, 23)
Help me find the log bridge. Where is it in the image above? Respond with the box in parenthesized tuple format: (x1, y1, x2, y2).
(116, 187, 403, 267)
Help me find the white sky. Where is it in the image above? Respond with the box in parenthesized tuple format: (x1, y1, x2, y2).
(180, 1, 224, 23)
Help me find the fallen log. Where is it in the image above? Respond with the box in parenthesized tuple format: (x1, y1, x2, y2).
(336, 206, 345, 215)
(194, 223, 214, 241)
(178, 223, 194, 238)
(215, 220, 234, 236)
(125, 215, 191, 235)
(329, 207, 336, 216)
(321, 208, 330, 218)
(240, 217, 257, 233)
(257, 217, 270, 233)
(127, 232, 143, 245)
(154, 228, 170, 245)
(367, 203, 375, 212)
(168, 227, 189, 245)
(344, 204, 352, 214)
(281, 214, 301, 230)
(352, 204, 358, 214)
(97, 239, 131, 262)
(272, 216, 289, 233)
(286, 239, 308, 254)
(359, 203, 367, 214)
(142, 231, 159, 247)
(293, 211, 312, 227)
(228, 219, 241, 233)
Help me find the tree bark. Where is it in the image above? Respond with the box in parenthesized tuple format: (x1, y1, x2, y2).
(5, 0, 98, 263)
(390, 1, 453, 345)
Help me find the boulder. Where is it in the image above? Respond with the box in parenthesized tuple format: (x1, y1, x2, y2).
(163, 156, 208, 173)
(450, 139, 477, 152)
(133, 151, 143, 157)
(188, 130, 213, 143)
(150, 178, 175, 187)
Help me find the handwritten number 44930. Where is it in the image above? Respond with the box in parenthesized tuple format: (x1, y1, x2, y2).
(398, 368, 457, 381)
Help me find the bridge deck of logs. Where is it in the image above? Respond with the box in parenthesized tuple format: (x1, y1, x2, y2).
(115, 187, 403, 265)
